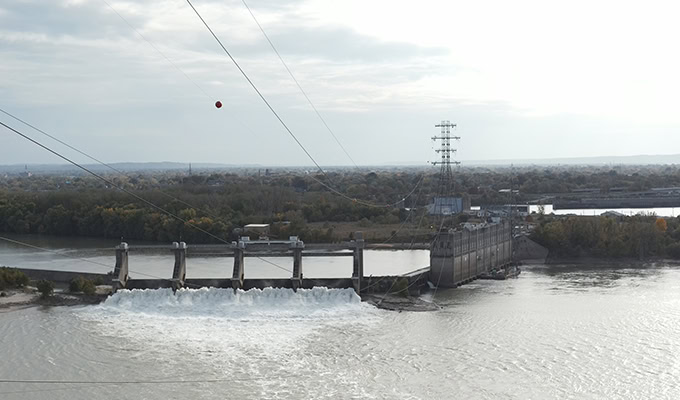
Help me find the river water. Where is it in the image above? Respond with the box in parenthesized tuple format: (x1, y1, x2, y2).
(531, 204, 680, 217)
(2, 238, 680, 399)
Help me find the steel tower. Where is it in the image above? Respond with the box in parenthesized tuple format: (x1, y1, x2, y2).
(432, 120, 460, 199)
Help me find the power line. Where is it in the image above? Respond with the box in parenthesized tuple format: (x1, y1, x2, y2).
(0, 117, 424, 293)
(356, 176, 429, 293)
(240, 0, 359, 169)
(1, 119, 378, 289)
(2, 105, 420, 235)
(0, 235, 196, 282)
(100, 0, 261, 143)
(185, 0, 426, 209)
(0, 118, 296, 281)
(0, 235, 202, 285)
(102, 0, 215, 102)
(0, 121, 234, 247)
(0, 236, 112, 270)
(0, 117, 353, 284)
(0, 232, 304, 290)
(184, 0, 329, 180)
(306, 172, 424, 209)
(0, 111, 299, 278)
(0, 107, 226, 223)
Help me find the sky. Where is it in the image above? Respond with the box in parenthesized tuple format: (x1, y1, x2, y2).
(1, 0, 680, 167)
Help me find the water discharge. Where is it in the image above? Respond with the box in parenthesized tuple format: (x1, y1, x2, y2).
(74, 287, 384, 398)
(97, 287, 367, 319)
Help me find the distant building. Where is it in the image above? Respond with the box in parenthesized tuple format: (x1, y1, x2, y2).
(243, 224, 270, 238)
(427, 197, 470, 215)
(601, 210, 625, 218)
(483, 204, 530, 217)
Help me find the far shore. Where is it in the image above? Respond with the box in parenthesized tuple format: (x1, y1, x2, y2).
(543, 256, 679, 266)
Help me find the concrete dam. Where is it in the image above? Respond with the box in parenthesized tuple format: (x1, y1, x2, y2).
(430, 221, 513, 287)
(14, 223, 534, 296)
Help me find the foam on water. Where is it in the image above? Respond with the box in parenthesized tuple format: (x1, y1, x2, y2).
(77, 287, 381, 378)
(97, 286, 366, 320)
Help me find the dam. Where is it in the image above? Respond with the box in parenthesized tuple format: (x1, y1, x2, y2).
(10, 222, 521, 295)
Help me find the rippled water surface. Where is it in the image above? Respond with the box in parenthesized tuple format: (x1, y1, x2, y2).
(2, 263, 680, 399)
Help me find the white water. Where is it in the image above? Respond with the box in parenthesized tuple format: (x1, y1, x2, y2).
(75, 287, 383, 394)
(95, 286, 367, 319)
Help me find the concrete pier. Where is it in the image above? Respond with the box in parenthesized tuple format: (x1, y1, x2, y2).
(231, 241, 245, 290)
(290, 237, 304, 291)
(112, 242, 129, 291)
(351, 232, 365, 293)
(171, 241, 187, 291)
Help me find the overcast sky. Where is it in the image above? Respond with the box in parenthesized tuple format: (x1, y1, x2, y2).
(1, 0, 679, 167)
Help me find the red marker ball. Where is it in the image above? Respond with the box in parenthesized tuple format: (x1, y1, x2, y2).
(215, 101, 222, 108)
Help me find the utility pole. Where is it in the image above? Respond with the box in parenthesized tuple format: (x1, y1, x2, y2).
(432, 120, 461, 216)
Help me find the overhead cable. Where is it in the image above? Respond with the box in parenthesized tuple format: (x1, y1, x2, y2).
(185, 0, 329, 180)
(185, 0, 425, 209)
(0, 120, 235, 246)
(0, 107, 224, 222)
(240, 0, 359, 169)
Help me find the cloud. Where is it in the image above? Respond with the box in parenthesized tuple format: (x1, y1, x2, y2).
(1, 0, 680, 166)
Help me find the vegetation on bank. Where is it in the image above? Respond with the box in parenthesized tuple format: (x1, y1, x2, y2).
(0, 171, 435, 243)
(0, 267, 29, 290)
(69, 276, 98, 295)
(5, 166, 680, 244)
(36, 280, 54, 298)
(530, 214, 680, 259)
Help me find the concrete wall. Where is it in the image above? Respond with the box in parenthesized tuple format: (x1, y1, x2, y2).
(430, 221, 512, 288)
(513, 235, 549, 263)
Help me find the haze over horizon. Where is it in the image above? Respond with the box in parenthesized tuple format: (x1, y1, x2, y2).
(2, 0, 679, 167)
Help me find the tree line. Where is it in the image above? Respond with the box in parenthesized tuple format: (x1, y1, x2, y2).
(530, 214, 680, 259)
(0, 171, 429, 243)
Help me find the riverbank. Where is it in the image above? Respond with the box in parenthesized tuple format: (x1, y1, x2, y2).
(0, 286, 110, 312)
(0, 288, 37, 311)
(545, 256, 679, 266)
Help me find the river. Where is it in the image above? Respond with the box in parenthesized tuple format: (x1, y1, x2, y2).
(531, 204, 680, 217)
(1, 237, 680, 399)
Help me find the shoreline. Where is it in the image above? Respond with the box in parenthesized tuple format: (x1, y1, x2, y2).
(543, 256, 679, 266)
(0, 287, 109, 313)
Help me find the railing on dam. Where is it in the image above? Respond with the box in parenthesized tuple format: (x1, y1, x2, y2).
(430, 221, 512, 287)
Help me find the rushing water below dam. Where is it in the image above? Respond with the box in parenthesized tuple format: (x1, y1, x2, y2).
(2, 259, 680, 398)
(2, 236, 680, 398)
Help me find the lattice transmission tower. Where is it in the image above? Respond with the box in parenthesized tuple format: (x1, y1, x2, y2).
(432, 120, 460, 198)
